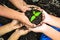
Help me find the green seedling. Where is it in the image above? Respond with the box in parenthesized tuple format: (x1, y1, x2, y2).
(30, 16, 36, 22)
(34, 11, 42, 16)
(33, 11, 36, 14)
(30, 10, 42, 22)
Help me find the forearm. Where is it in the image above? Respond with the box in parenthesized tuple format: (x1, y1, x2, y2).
(8, 31, 21, 40)
(42, 25, 60, 40)
(9, 0, 27, 10)
(46, 15, 60, 28)
(0, 23, 15, 36)
(0, 5, 24, 21)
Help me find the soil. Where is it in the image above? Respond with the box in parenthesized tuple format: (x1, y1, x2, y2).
(25, 9, 42, 25)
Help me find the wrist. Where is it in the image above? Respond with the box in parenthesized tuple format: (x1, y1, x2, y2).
(40, 24, 49, 33)
(44, 15, 53, 23)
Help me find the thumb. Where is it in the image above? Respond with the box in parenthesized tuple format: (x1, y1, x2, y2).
(26, 23, 36, 28)
(42, 10, 49, 16)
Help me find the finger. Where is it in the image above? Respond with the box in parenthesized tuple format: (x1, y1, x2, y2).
(25, 24, 36, 28)
(10, 20, 18, 26)
(42, 10, 49, 16)
(13, 25, 23, 29)
(15, 29, 19, 32)
(20, 30, 30, 34)
(19, 23, 24, 28)
(37, 8, 43, 12)
(24, 30, 30, 33)
(29, 28, 38, 32)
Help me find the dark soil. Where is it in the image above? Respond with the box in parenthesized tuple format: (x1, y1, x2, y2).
(25, 9, 42, 25)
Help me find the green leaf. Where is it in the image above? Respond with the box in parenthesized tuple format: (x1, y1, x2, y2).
(33, 11, 36, 15)
(34, 12, 42, 16)
(30, 16, 36, 22)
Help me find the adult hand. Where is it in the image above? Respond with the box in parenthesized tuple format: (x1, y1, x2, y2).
(34, 7, 53, 24)
(19, 13, 36, 28)
(42, 10, 52, 23)
(29, 23, 49, 33)
(21, 5, 38, 12)
(20, 6, 31, 12)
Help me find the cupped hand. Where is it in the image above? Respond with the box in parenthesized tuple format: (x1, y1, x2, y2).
(34, 7, 52, 24)
(20, 13, 36, 28)
(42, 10, 52, 23)
(20, 6, 31, 12)
(29, 23, 49, 33)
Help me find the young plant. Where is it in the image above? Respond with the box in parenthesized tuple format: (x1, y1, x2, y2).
(30, 11, 42, 22)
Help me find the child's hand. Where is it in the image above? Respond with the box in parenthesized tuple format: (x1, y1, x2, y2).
(8, 24, 29, 40)
(0, 20, 23, 36)
(9, 20, 23, 29)
(15, 29, 30, 36)
(8, 28, 30, 40)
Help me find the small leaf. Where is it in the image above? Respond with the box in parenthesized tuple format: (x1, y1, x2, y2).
(30, 16, 36, 22)
(34, 12, 42, 16)
(33, 11, 36, 15)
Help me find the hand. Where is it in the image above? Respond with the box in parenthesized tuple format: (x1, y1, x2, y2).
(42, 10, 52, 23)
(20, 13, 36, 28)
(22, 5, 40, 12)
(29, 23, 48, 32)
(35, 7, 52, 24)
(0, 20, 23, 36)
(8, 20, 23, 29)
(20, 6, 31, 12)
(15, 29, 30, 36)
(27, 5, 39, 8)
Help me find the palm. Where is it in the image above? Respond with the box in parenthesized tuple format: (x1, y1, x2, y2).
(21, 13, 34, 27)
(29, 23, 47, 32)
(42, 10, 52, 23)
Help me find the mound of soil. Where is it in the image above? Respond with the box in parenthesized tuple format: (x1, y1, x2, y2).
(25, 8, 42, 25)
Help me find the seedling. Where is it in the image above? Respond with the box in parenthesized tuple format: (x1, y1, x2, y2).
(30, 10, 42, 22)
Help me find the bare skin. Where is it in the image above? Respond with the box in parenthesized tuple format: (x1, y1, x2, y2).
(0, 20, 21, 36)
(0, 5, 35, 27)
(0, 20, 29, 40)
(8, 29, 29, 40)
(37, 7, 60, 28)
(29, 23, 60, 40)
(42, 10, 60, 28)
(9, 0, 29, 12)
(0, 0, 36, 27)
(29, 8, 60, 40)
